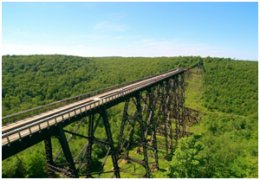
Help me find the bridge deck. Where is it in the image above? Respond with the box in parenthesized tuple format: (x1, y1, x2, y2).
(2, 68, 185, 147)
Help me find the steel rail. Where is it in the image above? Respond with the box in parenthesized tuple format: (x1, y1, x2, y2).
(2, 66, 188, 123)
(2, 68, 185, 146)
(4, 68, 179, 133)
(3, 69, 178, 136)
(2, 99, 95, 134)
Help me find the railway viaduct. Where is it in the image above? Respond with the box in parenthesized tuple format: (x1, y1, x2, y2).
(2, 63, 202, 178)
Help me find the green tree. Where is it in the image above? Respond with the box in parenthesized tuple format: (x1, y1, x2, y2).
(169, 135, 204, 178)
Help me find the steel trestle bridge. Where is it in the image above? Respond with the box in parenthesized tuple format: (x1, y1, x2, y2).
(2, 63, 202, 178)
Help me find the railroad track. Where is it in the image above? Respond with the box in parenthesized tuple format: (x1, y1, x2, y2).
(2, 68, 185, 147)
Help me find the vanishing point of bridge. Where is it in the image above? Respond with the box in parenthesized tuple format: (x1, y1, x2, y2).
(2, 64, 201, 178)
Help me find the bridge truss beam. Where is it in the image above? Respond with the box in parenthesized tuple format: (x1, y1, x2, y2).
(3, 69, 201, 178)
(43, 72, 194, 178)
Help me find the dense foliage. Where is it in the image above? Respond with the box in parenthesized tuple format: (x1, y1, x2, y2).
(2, 55, 198, 116)
(203, 58, 257, 116)
(168, 58, 258, 178)
(2, 55, 258, 178)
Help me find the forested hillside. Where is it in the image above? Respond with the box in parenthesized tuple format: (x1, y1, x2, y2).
(2, 55, 258, 178)
(203, 59, 257, 116)
(169, 58, 258, 177)
(2, 55, 198, 116)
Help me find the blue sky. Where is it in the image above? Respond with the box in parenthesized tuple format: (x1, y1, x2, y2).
(2, 2, 258, 60)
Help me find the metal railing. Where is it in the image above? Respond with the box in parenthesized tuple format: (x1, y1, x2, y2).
(2, 68, 186, 145)
(2, 66, 190, 125)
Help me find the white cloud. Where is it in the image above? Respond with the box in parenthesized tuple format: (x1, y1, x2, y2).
(2, 37, 257, 60)
(94, 21, 127, 32)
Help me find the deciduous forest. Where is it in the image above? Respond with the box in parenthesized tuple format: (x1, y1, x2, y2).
(2, 55, 258, 178)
